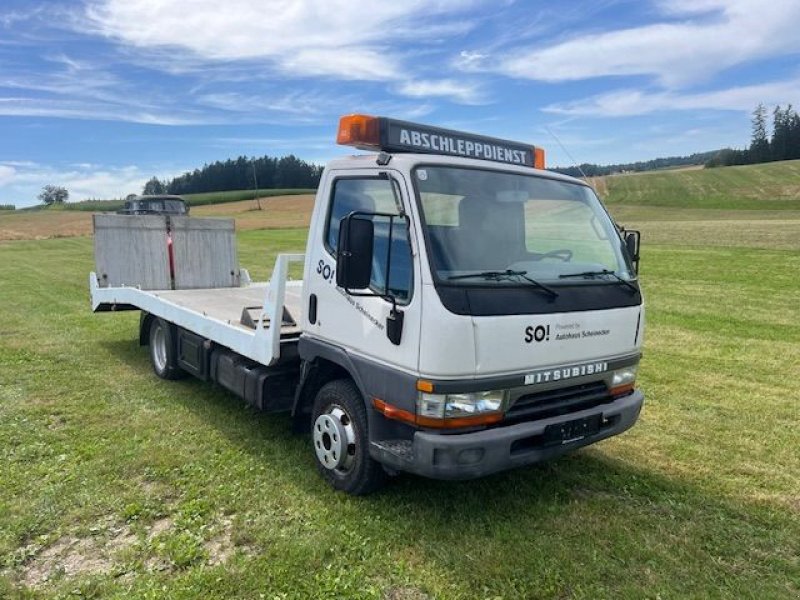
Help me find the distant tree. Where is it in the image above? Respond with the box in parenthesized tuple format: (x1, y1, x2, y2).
(142, 177, 167, 195)
(705, 149, 733, 168)
(788, 109, 800, 160)
(770, 104, 797, 162)
(749, 103, 770, 164)
(38, 185, 69, 205)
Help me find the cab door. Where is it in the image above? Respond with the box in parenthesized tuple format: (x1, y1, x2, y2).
(304, 168, 421, 374)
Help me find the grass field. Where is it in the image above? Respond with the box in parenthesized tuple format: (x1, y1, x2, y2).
(1, 163, 799, 598)
(592, 159, 800, 210)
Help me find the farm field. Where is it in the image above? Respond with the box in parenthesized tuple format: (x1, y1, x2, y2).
(0, 194, 315, 241)
(1, 166, 799, 597)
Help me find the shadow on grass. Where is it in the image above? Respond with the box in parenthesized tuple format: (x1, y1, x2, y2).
(97, 337, 793, 514)
(98, 338, 799, 594)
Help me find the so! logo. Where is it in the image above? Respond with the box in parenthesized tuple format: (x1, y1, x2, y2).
(524, 324, 550, 343)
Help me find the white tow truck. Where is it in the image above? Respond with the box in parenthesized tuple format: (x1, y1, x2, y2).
(90, 115, 644, 495)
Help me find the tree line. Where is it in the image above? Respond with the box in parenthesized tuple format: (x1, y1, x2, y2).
(142, 154, 323, 195)
(706, 104, 800, 167)
(551, 150, 721, 178)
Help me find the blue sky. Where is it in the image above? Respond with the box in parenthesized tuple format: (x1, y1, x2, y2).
(1, 0, 799, 207)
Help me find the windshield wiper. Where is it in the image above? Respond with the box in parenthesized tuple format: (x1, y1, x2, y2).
(558, 269, 638, 293)
(448, 269, 558, 299)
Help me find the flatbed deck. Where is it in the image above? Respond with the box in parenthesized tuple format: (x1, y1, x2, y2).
(152, 284, 303, 337)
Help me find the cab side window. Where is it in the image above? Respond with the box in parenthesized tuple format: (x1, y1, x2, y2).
(324, 177, 414, 303)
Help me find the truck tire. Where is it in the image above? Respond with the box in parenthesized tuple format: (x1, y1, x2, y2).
(148, 318, 184, 380)
(311, 379, 386, 495)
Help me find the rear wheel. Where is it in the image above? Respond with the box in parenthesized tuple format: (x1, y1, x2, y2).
(311, 379, 386, 495)
(148, 317, 184, 380)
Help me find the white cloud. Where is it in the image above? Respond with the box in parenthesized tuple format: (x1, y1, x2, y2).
(456, 50, 488, 69)
(0, 97, 205, 125)
(494, 0, 800, 87)
(212, 136, 330, 150)
(395, 79, 486, 105)
(0, 162, 178, 207)
(84, 0, 480, 81)
(0, 51, 220, 125)
(197, 92, 329, 118)
(0, 165, 16, 186)
(0, 6, 46, 27)
(544, 78, 800, 116)
(277, 48, 396, 82)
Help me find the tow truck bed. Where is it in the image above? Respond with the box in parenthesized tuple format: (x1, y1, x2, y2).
(90, 252, 305, 367)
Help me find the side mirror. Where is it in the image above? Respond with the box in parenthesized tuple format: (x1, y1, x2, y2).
(336, 215, 374, 290)
(624, 230, 641, 273)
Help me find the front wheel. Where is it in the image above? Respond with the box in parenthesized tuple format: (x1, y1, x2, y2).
(311, 379, 386, 495)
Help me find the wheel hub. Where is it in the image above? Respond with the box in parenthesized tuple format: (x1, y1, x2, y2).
(313, 406, 355, 472)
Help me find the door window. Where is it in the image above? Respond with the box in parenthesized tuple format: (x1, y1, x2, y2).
(324, 177, 414, 303)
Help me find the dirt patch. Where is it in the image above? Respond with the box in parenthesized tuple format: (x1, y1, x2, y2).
(206, 517, 235, 566)
(22, 537, 110, 587)
(46, 414, 67, 431)
(20, 524, 135, 588)
(142, 517, 175, 573)
(384, 586, 430, 600)
(147, 517, 173, 540)
(139, 479, 162, 497)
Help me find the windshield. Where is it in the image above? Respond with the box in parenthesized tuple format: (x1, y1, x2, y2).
(414, 166, 632, 284)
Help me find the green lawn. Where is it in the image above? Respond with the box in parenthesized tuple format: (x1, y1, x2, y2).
(1, 218, 799, 598)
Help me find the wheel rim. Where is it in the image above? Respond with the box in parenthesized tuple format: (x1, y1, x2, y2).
(151, 323, 168, 372)
(313, 405, 356, 473)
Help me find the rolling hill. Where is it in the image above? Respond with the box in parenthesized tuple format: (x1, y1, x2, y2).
(591, 159, 800, 211)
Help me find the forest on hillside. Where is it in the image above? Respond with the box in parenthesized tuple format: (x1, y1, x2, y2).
(551, 150, 721, 178)
(142, 154, 323, 195)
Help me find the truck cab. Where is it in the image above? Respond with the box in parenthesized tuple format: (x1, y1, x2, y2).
(297, 116, 644, 492)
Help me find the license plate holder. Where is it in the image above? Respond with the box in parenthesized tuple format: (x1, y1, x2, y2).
(544, 414, 602, 446)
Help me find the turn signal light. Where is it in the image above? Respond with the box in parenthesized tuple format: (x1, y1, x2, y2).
(610, 383, 635, 397)
(372, 398, 503, 429)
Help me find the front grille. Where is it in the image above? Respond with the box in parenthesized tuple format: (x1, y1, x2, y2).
(505, 381, 613, 423)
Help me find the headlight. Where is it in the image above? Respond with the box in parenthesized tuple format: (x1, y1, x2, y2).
(417, 390, 505, 420)
(610, 365, 637, 395)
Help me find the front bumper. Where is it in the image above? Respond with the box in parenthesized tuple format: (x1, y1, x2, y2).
(371, 390, 643, 480)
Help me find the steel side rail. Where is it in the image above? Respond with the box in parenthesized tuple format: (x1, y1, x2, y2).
(259, 253, 305, 362)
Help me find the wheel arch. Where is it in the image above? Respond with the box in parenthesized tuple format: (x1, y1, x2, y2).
(139, 311, 155, 346)
(292, 338, 369, 432)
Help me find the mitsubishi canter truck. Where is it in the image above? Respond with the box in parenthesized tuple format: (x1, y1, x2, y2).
(90, 114, 644, 494)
